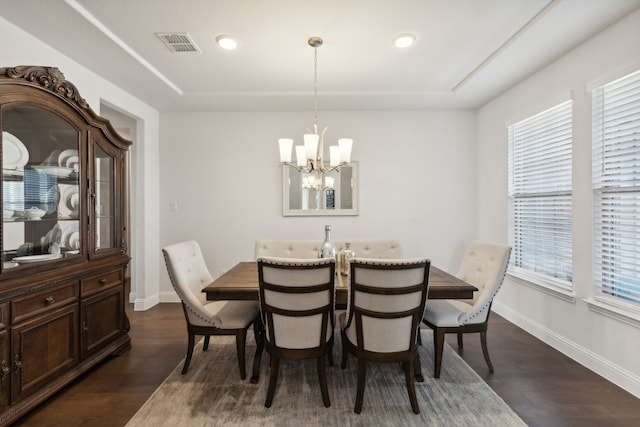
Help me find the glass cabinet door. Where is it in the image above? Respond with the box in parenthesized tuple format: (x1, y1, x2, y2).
(93, 141, 116, 253)
(2, 105, 81, 270)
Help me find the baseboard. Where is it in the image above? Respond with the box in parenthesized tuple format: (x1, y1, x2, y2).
(159, 290, 180, 303)
(131, 293, 160, 311)
(129, 290, 180, 310)
(493, 301, 640, 399)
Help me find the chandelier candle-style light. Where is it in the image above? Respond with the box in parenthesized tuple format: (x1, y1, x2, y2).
(278, 37, 353, 176)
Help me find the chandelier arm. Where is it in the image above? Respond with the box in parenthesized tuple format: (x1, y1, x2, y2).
(280, 162, 305, 173)
(317, 164, 346, 174)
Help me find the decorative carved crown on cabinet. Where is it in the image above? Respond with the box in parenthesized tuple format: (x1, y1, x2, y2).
(0, 66, 132, 425)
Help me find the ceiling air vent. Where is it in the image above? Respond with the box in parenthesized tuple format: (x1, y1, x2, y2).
(156, 32, 201, 53)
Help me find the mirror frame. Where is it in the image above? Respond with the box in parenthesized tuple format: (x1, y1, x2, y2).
(282, 161, 359, 216)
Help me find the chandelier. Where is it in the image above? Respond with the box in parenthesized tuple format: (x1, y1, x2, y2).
(278, 37, 353, 175)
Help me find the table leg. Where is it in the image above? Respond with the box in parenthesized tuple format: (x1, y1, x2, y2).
(414, 352, 424, 383)
(250, 317, 265, 384)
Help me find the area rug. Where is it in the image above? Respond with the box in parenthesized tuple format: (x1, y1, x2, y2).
(126, 329, 527, 426)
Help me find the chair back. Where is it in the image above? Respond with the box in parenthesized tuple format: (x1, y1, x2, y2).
(254, 239, 401, 259)
(257, 257, 335, 350)
(455, 241, 511, 324)
(162, 240, 217, 326)
(344, 258, 430, 353)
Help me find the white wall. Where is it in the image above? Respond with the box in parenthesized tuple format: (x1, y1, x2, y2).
(158, 110, 477, 300)
(477, 9, 640, 397)
(0, 17, 162, 311)
(7, 4, 638, 400)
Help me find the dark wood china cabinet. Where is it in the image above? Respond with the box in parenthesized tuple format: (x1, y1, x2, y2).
(0, 66, 131, 425)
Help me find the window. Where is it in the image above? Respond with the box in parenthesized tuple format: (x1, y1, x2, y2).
(592, 69, 640, 305)
(508, 100, 573, 288)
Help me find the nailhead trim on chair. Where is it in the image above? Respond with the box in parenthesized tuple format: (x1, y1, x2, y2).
(163, 251, 218, 327)
(459, 246, 511, 325)
(256, 257, 335, 267)
(351, 257, 430, 266)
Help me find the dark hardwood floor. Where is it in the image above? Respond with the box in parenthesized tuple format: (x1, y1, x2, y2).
(12, 303, 640, 427)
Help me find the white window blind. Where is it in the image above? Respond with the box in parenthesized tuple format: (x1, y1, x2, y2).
(508, 100, 573, 285)
(592, 68, 640, 305)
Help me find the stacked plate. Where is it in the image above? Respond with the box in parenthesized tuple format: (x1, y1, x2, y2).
(33, 148, 78, 178)
(62, 223, 80, 250)
(40, 223, 62, 254)
(62, 185, 79, 214)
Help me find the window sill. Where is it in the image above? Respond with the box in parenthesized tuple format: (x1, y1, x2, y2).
(507, 270, 576, 303)
(585, 296, 640, 328)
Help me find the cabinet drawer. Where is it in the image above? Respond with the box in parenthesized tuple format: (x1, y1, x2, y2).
(0, 302, 8, 329)
(11, 282, 79, 324)
(81, 269, 123, 297)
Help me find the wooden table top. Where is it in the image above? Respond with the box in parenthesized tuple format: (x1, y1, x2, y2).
(203, 261, 477, 304)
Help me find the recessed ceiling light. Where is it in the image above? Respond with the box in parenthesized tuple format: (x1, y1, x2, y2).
(216, 35, 238, 50)
(393, 33, 416, 48)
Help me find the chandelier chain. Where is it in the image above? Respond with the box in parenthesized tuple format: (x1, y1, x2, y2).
(313, 45, 318, 129)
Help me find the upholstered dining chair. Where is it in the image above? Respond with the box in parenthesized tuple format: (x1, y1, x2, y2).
(162, 240, 260, 379)
(257, 257, 336, 408)
(340, 258, 431, 414)
(422, 241, 511, 378)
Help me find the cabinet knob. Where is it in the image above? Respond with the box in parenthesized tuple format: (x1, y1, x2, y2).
(100, 279, 108, 285)
(45, 296, 55, 305)
(14, 355, 23, 374)
(0, 360, 9, 382)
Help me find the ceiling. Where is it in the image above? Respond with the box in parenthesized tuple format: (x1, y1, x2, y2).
(1, 0, 639, 112)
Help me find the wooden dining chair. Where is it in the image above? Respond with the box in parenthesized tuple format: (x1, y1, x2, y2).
(340, 257, 430, 414)
(257, 257, 336, 408)
(162, 240, 260, 379)
(422, 241, 511, 378)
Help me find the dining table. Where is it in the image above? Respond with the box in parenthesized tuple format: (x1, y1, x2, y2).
(203, 261, 477, 383)
(203, 261, 477, 306)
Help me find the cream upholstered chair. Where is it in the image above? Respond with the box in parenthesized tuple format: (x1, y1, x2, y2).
(257, 257, 336, 408)
(422, 241, 511, 378)
(162, 241, 260, 379)
(340, 258, 430, 414)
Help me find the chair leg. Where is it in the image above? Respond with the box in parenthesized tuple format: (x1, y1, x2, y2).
(340, 334, 348, 369)
(404, 361, 420, 414)
(413, 351, 424, 383)
(317, 356, 331, 407)
(182, 331, 196, 375)
(251, 319, 265, 384)
(203, 335, 210, 351)
(327, 340, 334, 367)
(480, 330, 494, 372)
(265, 355, 280, 408)
(354, 360, 366, 414)
(457, 332, 463, 349)
(235, 329, 247, 380)
(433, 328, 446, 378)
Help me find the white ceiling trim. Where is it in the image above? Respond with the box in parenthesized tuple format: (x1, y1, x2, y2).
(452, 0, 558, 92)
(64, 0, 183, 95)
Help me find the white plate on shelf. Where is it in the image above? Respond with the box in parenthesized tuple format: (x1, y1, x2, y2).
(62, 223, 79, 249)
(13, 254, 62, 264)
(49, 223, 62, 245)
(2, 131, 29, 169)
(32, 165, 74, 178)
(58, 149, 78, 168)
(63, 185, 79, 212)
(68, 233, 80, 250)
(42, 149, 61, 166)
(65, 155, 79, 170)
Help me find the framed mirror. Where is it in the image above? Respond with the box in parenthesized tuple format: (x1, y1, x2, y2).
(282, 162, 358, 216)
